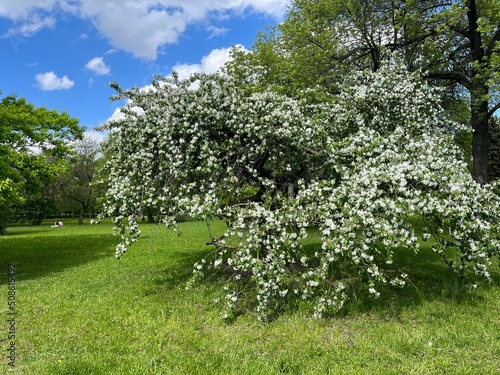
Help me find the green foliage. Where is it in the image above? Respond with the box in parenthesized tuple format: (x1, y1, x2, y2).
(244, 0, 500, 182)
(11, 189, 56, 225)
(53, 136, 101, 224)
(0, 92, 83, 231)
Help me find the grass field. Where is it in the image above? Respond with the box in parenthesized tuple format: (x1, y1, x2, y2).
(1, 219, 500, 374)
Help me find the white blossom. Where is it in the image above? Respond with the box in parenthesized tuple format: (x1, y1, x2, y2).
(98, 60, 500, 320)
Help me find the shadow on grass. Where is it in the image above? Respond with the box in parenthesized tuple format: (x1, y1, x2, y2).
(149, 238, 500, 321)
(0, 224, 118, 285)
(3, 221, 498, 321)
(335, 246, 499, 320)
(148, 248, 215, 291)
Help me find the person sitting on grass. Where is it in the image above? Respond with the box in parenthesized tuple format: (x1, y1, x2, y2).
(51, 220, 64, 228)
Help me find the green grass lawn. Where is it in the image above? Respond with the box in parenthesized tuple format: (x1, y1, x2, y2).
(1, 219, 499, 374)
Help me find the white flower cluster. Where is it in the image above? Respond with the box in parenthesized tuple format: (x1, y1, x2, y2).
(99, 63, 500, 320)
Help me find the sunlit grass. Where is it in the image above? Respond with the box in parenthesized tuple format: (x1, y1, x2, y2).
(1, 219, 499, 374)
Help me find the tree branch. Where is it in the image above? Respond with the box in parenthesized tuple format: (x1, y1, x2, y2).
(485, 27, 500, 57)
(307, 36, 328, 52)
(448, 24, 470, 40)
(384, 30, 437, 50)
(423, 71, 471, 90)
(488, 101, 500, 119)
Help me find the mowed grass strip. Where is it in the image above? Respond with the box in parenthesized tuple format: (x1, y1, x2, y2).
(1, 219, 499, 374)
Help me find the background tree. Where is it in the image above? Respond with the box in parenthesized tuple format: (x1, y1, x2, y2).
(411, 0, 500, 184)
(0, 93, 82, 232)
(489, 116, 500, 180)
(239, 0, 500, 183)
(10, 187, 56, 225)
(54, 136, 100, 225)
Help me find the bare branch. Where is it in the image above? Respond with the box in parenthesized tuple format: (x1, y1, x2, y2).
(488, 101, 500, 119)
(485, 27, 500, 57)
(423, 71, 471, 90)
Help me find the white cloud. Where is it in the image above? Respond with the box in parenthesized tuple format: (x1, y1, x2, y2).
(206, 25, 230, 39)
(85, 56, 110, 75)
(0, 0, 57, 20)
(3, 15, 55, 37)
(104, 105, 145, 124)
(84, 129, 108, 144)
(173, 45, 244, 79)
(75, 33, 88, 42)
(87, 4, 190, 60)
(0, 0, 289, 59)
(135, 45, 245, 93)
(34, 71, 74, 91)
(106, 107, 126, 123)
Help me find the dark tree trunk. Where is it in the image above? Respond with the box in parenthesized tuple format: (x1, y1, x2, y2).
(78, 199, 89, 225)
(147, 208, 155, 223)
(488, 118, 500, 181)
(468, 0, 489, 184)
(78, 208, 85, 225)
(471, 88, 490, 185)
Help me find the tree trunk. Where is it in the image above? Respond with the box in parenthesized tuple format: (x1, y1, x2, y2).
(468, 0, 489, 184)
(488, 118, 500, 181)
(78, 208, 85, 225)
(471, 90, 490, 185)
(147, 207, 155, 223)
(78, 199, 89, 225)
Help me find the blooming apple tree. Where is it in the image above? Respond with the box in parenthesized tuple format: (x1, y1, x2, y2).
(99, 62, 500, 320)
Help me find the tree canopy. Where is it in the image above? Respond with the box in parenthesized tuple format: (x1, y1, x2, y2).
(0, 93, 83, 231)
(228, 0, 500, 183)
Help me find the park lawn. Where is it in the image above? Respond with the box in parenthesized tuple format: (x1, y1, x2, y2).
(1, 219, 500, 374)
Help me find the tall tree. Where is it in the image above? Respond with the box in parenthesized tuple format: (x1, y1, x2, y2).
(0, 93, 82, 232)
(55, 136, 100, 225)
(246, 0, 500, 183)
(412, 0, 500, 184)
(488, 116, 500, 180)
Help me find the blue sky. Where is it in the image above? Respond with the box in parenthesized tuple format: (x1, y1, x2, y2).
(0, 1, 289, 140)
